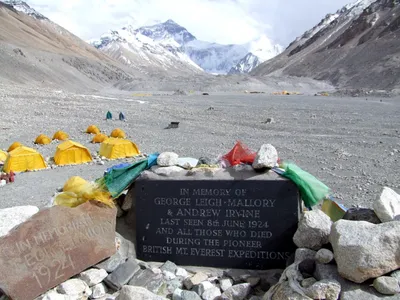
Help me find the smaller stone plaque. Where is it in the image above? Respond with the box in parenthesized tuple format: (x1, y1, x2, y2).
(0, 201, 117, 300)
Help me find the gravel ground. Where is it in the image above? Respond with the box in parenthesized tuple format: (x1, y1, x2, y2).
(0, 85, 399, 209)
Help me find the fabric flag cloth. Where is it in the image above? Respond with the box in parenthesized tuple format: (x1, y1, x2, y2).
(100, 153, 159, 198)
(278, 162, 331, 209)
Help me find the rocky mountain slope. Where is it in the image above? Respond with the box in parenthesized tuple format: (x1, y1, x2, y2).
(0, 0, 140, 91)
(91, 20, 283, 74)
(252, 0, 400, 91)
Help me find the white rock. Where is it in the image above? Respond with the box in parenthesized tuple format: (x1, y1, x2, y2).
(373, 187, 400, 222)
(315, 249, 334, 264)
(157, 152, 179, 166)
(391, 270, 400, 282)
(0, 179, 6, 187)
(184, 272, 209, 290)
(41, 291, 69, 300)
(151, 166, 185, 176)
(219, 278, 233, 291)
(0, 206, 39, 237)
(330, 220, 400, 283)
(373, 276, 400, 295)
(91, 283, 108, 299)
(163, 270, 176, 280)
(293, 210, 332, 250)
(177, 157, 199, 169)
(202, 286, 221, 300)
(176, 267, 188, 278)
(57, 279, 89, 296)
(80, 268, 108, 287)
(122, 190, 133, 211)
(117, 285, 167, 300)
(252, 144, 278, 169)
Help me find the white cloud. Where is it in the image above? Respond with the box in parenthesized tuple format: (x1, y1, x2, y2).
(26, 0, 352, 46)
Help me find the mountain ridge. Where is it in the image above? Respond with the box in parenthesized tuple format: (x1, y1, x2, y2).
(90, 19, 283, 74)
(252, 0, 400, 90)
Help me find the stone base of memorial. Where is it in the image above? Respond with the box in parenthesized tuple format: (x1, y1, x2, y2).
(128, 167, 301, 270)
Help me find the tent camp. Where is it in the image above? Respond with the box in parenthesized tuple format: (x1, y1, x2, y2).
(53, 130, 69, 141)
(92, 133, 108, 144)
(54, 140, 93, 166)
(110, 128, 126, 139)
(99, 137, 139, 159)
(7, 142, 22, 152)
(86, 125, 100, 134)
(3, 146, 46, 172)
(0, 150, 8, 162)
(35, 134, 51, 145)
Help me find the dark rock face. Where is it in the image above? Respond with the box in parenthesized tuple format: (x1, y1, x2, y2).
(342, 208, 381, 224)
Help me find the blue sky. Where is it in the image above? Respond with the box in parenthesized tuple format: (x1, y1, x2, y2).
(27, 0, 352, 46)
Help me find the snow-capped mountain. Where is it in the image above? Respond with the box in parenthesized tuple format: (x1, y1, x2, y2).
(252, 0, 400, 90)
(3, 0, 48, 19)
(229, 36, 284, 74)
(93, 19, 283, 75)
(89, 27, 203, 75)
(135, 19, 196, 45)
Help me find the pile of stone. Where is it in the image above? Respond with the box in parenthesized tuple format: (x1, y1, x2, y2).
(267, 186, 400, 300)
(36, 232, 282, 300)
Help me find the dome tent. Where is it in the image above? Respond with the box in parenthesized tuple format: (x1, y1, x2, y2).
(53, 130, 69, 141)
(99, 137, 139, 159)
(3, 146, 46, 172)
(92, 133, 108, 144)
(86, 125, 100, 135)
(110, 128, 126, 139)
(7, 142, 22, 152)
(54, 140, 92, 166)
(35, 134, 51, 145)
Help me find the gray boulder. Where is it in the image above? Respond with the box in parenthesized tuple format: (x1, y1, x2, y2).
(315, 249, 334, 264)
(293, 210, 332, 250)
(330, 220, 400, 283)
(373, 276, 400, 295)
(373, 187, 400, 222)
(263, 281, 310, 300)
(0, 206, 39, 237)
(151, 165, 185, 176)
(304, 279, 341, 300)
(252, 144, 278, 169)
(117, 286, 167, 300)
(223, 283, 251, 300)
(294, 248, 316, 263)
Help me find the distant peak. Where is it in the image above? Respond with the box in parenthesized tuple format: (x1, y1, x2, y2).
(164, 19, 177, 25)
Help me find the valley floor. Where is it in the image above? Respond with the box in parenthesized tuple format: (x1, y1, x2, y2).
(0, 85, 399, 209)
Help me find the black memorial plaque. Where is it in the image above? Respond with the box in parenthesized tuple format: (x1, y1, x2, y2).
(135, 180, 300, 269)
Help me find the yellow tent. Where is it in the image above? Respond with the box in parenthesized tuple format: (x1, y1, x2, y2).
(110, 128, 126, 139)
(92, 133, 108, 144)
(53, 130, 69, 141)
(3, 146, 46, 172)
(99, 137, 139, 159)
(35, 134, 51, 145)
(54, 140, 93, 166)
(7, 142, 22, 152)
(0, 150, 8, 162)
(86, 125, 100, 134)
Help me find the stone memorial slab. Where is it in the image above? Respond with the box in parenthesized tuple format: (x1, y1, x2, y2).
(0, 201, 117, 300)
(135, 170, 300, 269)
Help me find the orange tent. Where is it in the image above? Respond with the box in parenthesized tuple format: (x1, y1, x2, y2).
(86, 125, 100, 134)
(110, 128, 126, 138)
(7, 142, 22, 152)
(92, 133, 108, 143)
